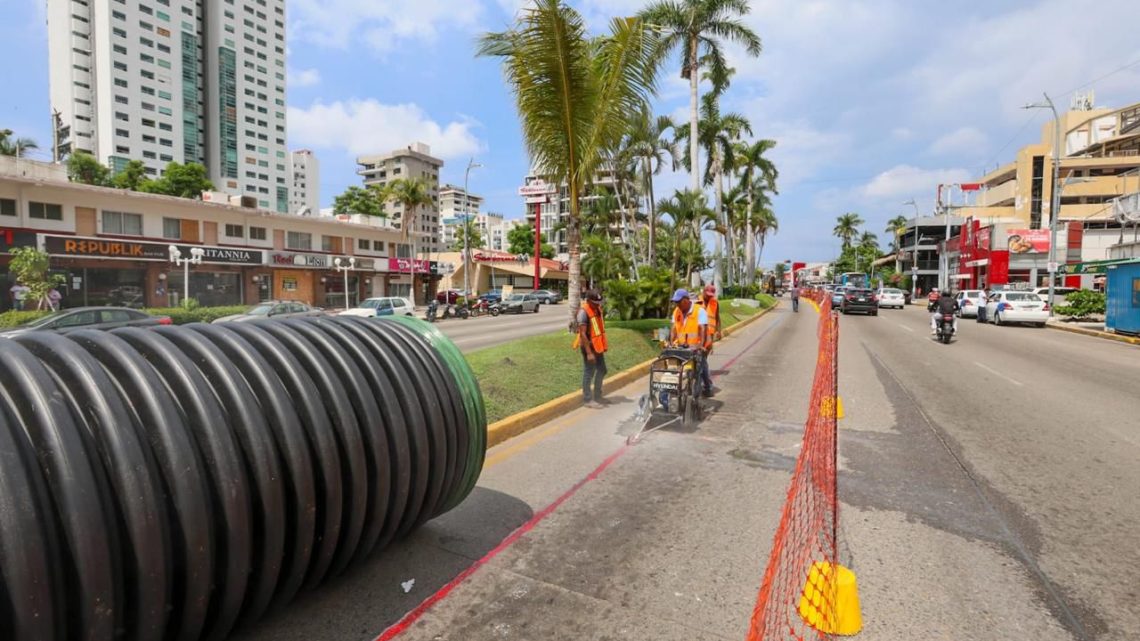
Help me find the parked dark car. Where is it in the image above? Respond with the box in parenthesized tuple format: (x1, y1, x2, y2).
(479, 289, 504, 304)
(435, 289, 465, 304)
(533, 289, 562, 304)
(840, 288, 878, 315)
(502, 293, 541, 314)
(211, 300, 324, 323)
(0, 306, 172, 336)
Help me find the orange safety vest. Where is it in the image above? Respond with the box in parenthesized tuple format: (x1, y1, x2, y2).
(702, 297, 719, 336)
(672, 305, 704, 347)
(572, 303, 608, 353)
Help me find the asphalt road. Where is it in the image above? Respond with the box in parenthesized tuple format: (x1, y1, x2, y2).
(429, 303, 571, 352)
(226, 302, 1137, 641)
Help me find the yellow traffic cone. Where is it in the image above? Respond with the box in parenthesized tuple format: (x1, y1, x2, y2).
(797, 562, 862, 636)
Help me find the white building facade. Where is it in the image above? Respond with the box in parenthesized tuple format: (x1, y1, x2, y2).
(48, 0, 289, 212)
(357, 143, 443, 253)
(289, 149, 319, 215)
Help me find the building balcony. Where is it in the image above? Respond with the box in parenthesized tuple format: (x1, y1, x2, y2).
(1061, 175, 1127, 199)
(1058, 203, 1116, 221)
(979, 180, 1016, 206)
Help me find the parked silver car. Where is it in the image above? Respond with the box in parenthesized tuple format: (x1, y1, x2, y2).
(212, 300, 324, 323)
(502, 293, 541, 314)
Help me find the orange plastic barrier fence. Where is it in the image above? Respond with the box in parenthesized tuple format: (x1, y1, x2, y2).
(745, 298, 843, 640)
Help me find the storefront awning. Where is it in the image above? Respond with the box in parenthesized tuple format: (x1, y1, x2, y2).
(1063, 257, 1140, 274)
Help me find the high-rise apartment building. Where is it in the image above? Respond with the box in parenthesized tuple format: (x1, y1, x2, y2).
(357, 143, 444, 253)
(439, 183, 483, 218)
(290, 149, 319, 215)
(47, 0, 289, 212)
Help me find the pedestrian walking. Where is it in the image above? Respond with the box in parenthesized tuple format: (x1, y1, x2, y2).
(791, 284, 801, 312)
(574, 289, 608, 408)
(47, 288, 62, 311)
(9, 282, 28, 311)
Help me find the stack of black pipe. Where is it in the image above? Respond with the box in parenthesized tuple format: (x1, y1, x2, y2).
(0, 316, 485, 641)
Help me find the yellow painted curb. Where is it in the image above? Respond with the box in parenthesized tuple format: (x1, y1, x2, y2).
(1046, 322, 1140, 346)
(485, 301, 780, 449)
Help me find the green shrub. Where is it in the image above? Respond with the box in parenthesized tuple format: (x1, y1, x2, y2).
(145, 305, 249, 325)
(1054, 289, 1105, 319)
(608, 318, 670, 333)
(0, 309, 53, 328)
(755, 293, 777, 309)
(602, 265, 673, 321)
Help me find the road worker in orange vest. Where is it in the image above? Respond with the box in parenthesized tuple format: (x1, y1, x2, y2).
(698, 284, 721, 395)
(574, 289, 609, 408)
(667, 288, 713, 400)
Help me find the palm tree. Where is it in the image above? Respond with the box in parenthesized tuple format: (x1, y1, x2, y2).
(833, 212, 864, 251)
(657, 189, 715, 282)
(886, 214, 909, 274)
(640, 0, 762, 195)
(857, 231, 880, 276)
(735, 139, 778, 285)
(623, 107, 676, 266)
(751, 201, 778, 275)
(381, 177, 434, 304)
(0, 129, 38, 157)
(479, 0, 660, 322)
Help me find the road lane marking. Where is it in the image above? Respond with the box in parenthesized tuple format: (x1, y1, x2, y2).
(898, 324, 914, 333)
(974, 362, 1024, 387)
(373, 446, 630, 641)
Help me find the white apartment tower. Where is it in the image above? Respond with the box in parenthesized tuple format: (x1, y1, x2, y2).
(47, 0, 289, 212)
(290, 149, 319, 215)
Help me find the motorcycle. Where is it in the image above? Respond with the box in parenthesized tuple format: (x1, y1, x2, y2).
(426, 300, 439, 323)
(936, 313, 955, 344)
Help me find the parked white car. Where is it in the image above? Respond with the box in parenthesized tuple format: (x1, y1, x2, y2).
(954, 290, 987, 318)
(985, 291, 1049, 327)
(876, 288, 905, 309)
(340, 296, 416, 318)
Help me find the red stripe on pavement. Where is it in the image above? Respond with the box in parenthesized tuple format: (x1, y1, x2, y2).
(373, 445, 630, 641)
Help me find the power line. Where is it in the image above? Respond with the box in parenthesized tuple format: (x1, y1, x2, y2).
(1052, 56, 1140, 99)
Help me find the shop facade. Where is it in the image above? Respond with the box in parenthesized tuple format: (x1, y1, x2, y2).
(949, 218, 1087, 291)
(38, 234, 264, 309)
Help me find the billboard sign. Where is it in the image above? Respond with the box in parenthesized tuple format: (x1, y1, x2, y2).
(518, 180, 558, 197)
(1005, 229, 1050, 254)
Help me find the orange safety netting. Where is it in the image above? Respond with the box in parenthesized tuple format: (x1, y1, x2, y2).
(745, 298, 841, 640)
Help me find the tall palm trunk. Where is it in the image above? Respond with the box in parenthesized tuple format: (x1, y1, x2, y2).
(645, 156, 656, 266)
(688, 37, 700, 196)
(712, 146, 724, 289)
(614, 180, 638, 279)
(745, 189, 755, 287)
(567, 181, 583, 328)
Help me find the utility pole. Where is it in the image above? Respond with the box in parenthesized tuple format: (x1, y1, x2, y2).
(1024, 93, 1063, 315)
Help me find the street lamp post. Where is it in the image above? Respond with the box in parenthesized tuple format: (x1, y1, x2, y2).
(463, 158, 482, 298)
(1023, 93, 1063, 315)
(334, 256, 356, 309)
(169, 245, 204, 307)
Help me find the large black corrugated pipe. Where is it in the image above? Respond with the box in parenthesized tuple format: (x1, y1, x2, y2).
(0, 315, 485, 641)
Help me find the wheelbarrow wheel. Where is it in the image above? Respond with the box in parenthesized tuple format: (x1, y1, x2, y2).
(682, 394, 697, 428)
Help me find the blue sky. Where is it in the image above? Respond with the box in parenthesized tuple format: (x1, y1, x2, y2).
(5, 0, 1140, 265)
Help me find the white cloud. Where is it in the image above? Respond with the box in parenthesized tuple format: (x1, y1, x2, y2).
(863, 165, 971, 199)
(287, 68, 321, 88)
(926, 126, 988, 157)
(290, 0, 484, 53)
(288, 99, 483, 160)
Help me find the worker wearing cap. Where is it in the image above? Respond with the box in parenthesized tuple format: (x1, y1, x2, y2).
(668, 288, 712, 397)
(697, 284, 720, 395)
(574, 289, 609, 408)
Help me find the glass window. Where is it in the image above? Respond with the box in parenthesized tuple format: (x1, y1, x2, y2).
(249, 226, 267, 240)
(321, 235, 334, 252)
(0, 198, 16, 216)
(224, 224, 243, 237)
(286, 231, 311, 250)
(358, 238, 369, 250)
(82, 268, 147, 308)
(102, 210, 142, 235)
(1132, 278, 1140, 308)
(373, 240, 384, 251)
(29, 202, 64, 221)
(162, 217, 181, 239)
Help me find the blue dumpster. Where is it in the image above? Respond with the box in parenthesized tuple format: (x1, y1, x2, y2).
(1105, 261, 1140, 335)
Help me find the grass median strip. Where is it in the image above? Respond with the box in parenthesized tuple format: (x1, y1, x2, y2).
(465, 327, 660, 423)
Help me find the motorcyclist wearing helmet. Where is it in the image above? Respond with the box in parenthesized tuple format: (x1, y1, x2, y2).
(926, 287, 940, 312)
(931, 289, 959, 335)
